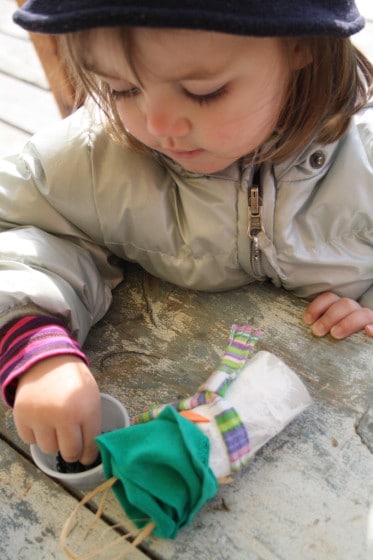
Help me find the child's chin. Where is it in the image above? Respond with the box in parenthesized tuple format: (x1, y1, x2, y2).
(179, 158, 234, 175)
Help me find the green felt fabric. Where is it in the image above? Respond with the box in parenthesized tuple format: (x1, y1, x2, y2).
(96, 406, 218, 539)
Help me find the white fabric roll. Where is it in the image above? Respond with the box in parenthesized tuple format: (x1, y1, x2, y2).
(194, 351, 312, 478)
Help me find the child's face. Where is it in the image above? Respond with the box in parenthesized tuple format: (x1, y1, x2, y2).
(86, 28, 298, 173)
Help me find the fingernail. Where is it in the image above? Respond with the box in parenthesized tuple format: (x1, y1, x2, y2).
(311, 322, 328, 337)
(330, 326, 344, 339)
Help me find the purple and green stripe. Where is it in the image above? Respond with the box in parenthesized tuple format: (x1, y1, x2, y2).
(134, 324, 262, 472)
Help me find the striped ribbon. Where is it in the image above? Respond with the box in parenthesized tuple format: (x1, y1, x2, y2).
(134, 324, 262, 472)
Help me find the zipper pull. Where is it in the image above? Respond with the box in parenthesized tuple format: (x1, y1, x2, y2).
(248, 185, 263, 239)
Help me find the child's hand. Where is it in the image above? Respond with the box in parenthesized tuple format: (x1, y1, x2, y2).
(13, 355, 101, 465)
(303, 291, 373, 339)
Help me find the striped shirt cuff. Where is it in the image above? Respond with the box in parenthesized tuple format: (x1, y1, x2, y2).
(0, 316, 89, 407)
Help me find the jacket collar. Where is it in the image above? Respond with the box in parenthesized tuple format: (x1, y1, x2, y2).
(152, 135, 340, 185)
(153, 151, 241, 181)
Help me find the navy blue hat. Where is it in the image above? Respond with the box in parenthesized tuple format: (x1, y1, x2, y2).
(13, 0, 365, 37)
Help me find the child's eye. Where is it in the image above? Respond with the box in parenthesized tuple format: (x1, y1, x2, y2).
(111, 86, 141, 100)
(183, 85, 228, 105)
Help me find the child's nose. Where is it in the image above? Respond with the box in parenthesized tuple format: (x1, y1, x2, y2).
(146, 103, 191, 138)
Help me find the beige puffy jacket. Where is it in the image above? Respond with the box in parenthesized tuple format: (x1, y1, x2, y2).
(0, 103, 372, 342)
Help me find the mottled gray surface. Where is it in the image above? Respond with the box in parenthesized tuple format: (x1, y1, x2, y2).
(2, 264, 371, 559)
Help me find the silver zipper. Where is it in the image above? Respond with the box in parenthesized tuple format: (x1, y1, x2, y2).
(248, 184, 265, 278)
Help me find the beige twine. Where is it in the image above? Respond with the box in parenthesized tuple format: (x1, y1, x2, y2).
(60, 475, 231, 558)
(60, 476, 155, 559)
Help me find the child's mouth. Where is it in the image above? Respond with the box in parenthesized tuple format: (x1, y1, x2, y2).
(166, 148, 204, 159)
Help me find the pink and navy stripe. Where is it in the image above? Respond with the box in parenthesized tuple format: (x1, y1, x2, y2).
(0, 315, 88, 406)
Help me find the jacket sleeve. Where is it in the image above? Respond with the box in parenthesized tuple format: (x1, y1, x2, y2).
(0, 109, 124, 344)
(358, 286, 373, 310)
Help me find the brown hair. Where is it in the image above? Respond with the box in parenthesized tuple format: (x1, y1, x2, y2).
(59, 30, 373, 164)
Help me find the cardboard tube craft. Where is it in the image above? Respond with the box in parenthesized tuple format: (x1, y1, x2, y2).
(94, 324, 312, 540)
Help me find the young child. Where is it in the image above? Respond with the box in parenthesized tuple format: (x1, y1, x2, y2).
(1, 0, 372, 466)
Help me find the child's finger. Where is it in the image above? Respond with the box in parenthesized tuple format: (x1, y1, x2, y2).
(80, 439, 100, 466)
(330, 309, 373, 339)
(32, 427, 59, 455)
(308, 298, 361, 337)
(77, 394, 102, 465)
(303, 291, 340, 324)
(12, 417, 36, 445)
(79, 420, 102, 466)
(57, 424, 84, 463)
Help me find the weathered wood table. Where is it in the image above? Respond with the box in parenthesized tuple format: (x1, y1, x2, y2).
(1, 263, 372, 560)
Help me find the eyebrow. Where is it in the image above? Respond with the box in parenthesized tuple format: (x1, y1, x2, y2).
(82, 61, 123, 79)
(82, 60, 225, 82)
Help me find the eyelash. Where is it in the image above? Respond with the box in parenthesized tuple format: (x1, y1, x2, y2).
(183, 85, 228, 105)
(110, 85, 228, 105)
(110, 87, 140, 100)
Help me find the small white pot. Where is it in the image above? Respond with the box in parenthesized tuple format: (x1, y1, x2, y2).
(30, 393, 130, 490)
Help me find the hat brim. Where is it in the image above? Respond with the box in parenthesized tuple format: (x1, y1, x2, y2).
(13, 2, 365, 37)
